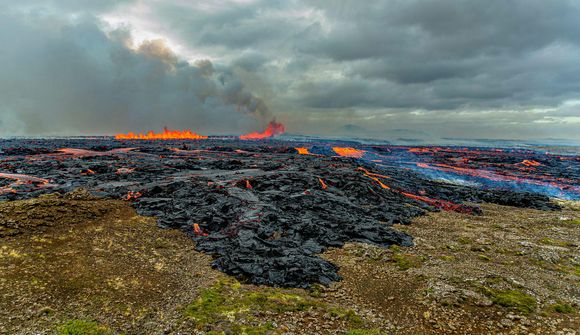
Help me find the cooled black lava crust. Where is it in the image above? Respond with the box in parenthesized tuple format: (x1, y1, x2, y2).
(0, 139, 560, 287)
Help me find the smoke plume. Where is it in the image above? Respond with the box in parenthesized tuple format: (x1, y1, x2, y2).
(0, 11, 271, 136)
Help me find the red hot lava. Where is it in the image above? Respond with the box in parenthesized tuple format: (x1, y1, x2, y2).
(521, 159, 542, 167)
(193, 223, 208, 237)
(355, 167, 475, 214)
(115, 127, 208, 140)
(240, 120, 285, 140)
(333, 147, 365, 158)
(0, 173, 52, 194)
(318, 178, 328, 189)
(295, 147, 311, 155)
(124, 191, 142, 201)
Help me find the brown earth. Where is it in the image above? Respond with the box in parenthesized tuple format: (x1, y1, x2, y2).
(0, 192, 578, 334)
(0, 191, 221, 334)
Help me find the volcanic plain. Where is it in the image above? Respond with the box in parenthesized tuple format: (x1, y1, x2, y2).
(0, 138, 578, 334)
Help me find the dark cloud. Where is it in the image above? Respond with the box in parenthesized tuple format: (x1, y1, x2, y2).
(1, 0, 579, 140)
(233, 51, 268, 71)
(0, 9, 271, 135)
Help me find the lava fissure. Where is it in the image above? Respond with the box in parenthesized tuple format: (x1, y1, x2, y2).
(115, 127, 208, 140)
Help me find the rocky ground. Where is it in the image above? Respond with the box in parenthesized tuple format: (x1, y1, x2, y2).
(0, 192, 578, 334)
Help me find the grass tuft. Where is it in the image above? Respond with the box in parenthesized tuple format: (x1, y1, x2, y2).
(484, 289, 537, 314)
(552, 302, 575, 314)
(183, 277, 325, 333)
(392, 253, 422, 270)
(56, 319, 112, 335)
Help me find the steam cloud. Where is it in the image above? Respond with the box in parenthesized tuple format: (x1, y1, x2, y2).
(0, 11, 270, 136)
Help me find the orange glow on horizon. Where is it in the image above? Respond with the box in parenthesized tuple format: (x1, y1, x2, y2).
(115, 127, 208, 140)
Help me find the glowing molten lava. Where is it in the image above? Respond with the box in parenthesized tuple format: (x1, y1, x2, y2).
(240, 120, 285, 140)
(333, 147, 365, 158)
(521, 160, 542, 167)
(115, 127, 208, 140)
(357, 167, 391, 189)
(80, 169, 95, 175)
(295, 147, 311, 155)
(124, 191, 142, 201)
(355, 167, 475, 213)
(0, 172, 53, 194)
(193, 223, 208, 237)
(318, 178, 328, 189)
(400, 192, 475, 214)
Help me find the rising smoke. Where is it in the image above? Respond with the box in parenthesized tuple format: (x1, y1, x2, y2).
(0, 11, 271, 136)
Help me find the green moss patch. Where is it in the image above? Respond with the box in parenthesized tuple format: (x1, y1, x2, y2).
(483, 289, 537, 314)
(392, 253, 423, 270)
(56, 319, 113, 335)
(537, 237, 569, 247)
(184, 278, 346, 333)
(551, 302, 575, 314)
(563, 219, 580, 225)
(328, 307, 364, 327)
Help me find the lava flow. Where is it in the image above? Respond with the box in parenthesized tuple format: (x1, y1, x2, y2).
(521, 159, 542, 167)
(239, 120, 285, 140)
(0, 172, 52, 194)
(355, 167, 475, 213)
(295, 147, 311, 155)
(0, 138, 569, 288)
(115, 127, 208, 140)
(333, 147, 365, 158)
(318, 178, 328, 189)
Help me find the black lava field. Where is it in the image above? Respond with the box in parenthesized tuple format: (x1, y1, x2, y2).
(1, 138, 578, 287)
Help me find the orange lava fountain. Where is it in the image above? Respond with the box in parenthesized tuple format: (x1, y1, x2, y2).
(240, 120, 285, 140)
(115, 127, 208, 140)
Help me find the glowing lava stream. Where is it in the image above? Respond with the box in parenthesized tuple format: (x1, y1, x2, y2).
(240, 120, 285, 140)
(115, 127, 208, 140)
(356, 167, 473, 213)
(356, 167, 391, 189)
(318, 178, 328, 189)
(295, 147, 311, 155)
(0, 172, 51, 184)
(521, 160, 542, 167)
(0, 172, 53, 194)
(333, 147, 365, 158)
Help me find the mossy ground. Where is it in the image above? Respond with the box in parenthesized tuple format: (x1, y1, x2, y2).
(56, 319, 113, 335)
(182, 277, 369, 334)
(483, 289, 537, 314)
(323, 202, 580, 334)
(1, 196, 578, 334)
(552, 303, 576, 314)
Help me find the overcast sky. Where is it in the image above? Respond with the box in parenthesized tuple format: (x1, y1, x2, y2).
(1, 0, 579, 140)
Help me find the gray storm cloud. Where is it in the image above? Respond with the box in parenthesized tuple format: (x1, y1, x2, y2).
(0, 9, 271, 136)
(1, 0, 580, 141)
